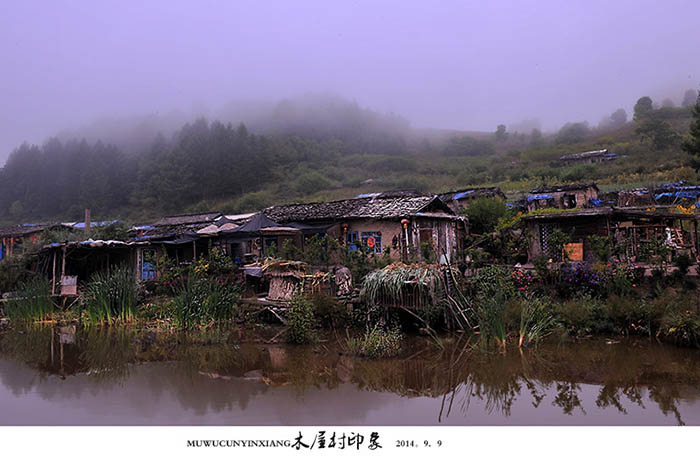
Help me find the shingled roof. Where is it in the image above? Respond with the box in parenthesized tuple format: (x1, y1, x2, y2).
(530, 182, 598, 194)
(0, 222, 66, 238)
(263, 195, 455, 223)
(152, 212, 221, 227)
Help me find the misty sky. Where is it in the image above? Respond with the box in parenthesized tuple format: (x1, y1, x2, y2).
(1, 0, 700, 161)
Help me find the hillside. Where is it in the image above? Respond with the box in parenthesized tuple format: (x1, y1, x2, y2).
(0, 97, 696, 226)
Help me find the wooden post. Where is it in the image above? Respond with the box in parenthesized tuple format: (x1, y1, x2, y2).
(61, 245, 66, 278)
(84, 208, 91, 235)
(51, 250, 57, 296)
(193, 241, 197, 261)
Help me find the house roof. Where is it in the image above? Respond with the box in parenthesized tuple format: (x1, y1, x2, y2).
(523, 206, 700, 221)
(152, 212, 221, 227)
(522, 207, 613, 220)
(0, 222, 66, 238)
(530, 182, 599, 194)
(438, 187, 505, 202)
(264, 195, 456, 223)
(559, 149, 609, 161)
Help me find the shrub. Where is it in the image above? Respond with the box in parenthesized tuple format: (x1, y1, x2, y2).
(661, 310, 700, 348)
(555, 294, 603, 337)
(558, 262, 603, 298)
(286, 294, 317, 344)
(310, 293, 350, 329)
(345, 324, 402, 358)
(602, 261, 642, 297)
(675, 253, 694, 276)
(602, 295, 639, 334)
(474, 265, 516, 300)
(0, 254, 33, 294)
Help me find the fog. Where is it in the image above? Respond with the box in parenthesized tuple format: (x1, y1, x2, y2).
(1, 0, 699, 162)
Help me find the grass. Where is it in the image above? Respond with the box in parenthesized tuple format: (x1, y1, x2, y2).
(83, 266, 138, 324)
(345, 324, 403, 358)
(476, 294, 507, 351)
(518, 296, 557, 348)
(173, 277, 240, 329)
(3, 278, 54, 322)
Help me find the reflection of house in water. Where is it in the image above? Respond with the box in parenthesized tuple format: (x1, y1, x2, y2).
(523, 206, 699, 263)
(527, 183, 599, 212)
(438, 187, 505, 214)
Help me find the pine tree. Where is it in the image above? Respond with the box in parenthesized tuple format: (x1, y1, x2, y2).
(682, 90, 700, 172)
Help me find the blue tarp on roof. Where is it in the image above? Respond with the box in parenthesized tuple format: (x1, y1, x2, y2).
(72, 220, 119, 229)
(655, 191, 700, 200)
(589, 198, 603, 207)
(676, 191, 700, 199)
(453, 190, 475, 200)
(527, 194, 554, 202)
(655, 192, 674, 200)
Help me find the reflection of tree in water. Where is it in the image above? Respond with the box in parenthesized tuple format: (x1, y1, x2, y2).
(595, 384, 645, 415)
(648, 383, 685, 426)
(552, 382, 585, 415)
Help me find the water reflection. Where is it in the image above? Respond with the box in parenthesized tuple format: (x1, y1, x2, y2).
(1, 325, 700, 425)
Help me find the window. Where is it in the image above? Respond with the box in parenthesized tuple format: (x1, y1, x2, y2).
(140, 249, 156, 281)
(361, 231, 382, 254)
(346, 231, 359, 251)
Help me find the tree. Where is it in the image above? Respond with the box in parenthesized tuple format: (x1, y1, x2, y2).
(683, 89, 698, 107)
(555, 122, 589, 144)
(464, 198, 507, 234)
(635, 117, 679, 150)
(529, 128, 543, 147)
(661, 98, 675, 108)
(495, 124, 507, 141)
(633, 96, 654, 121)
(682, 89, 700, 171)
(610, 108, 628, 127)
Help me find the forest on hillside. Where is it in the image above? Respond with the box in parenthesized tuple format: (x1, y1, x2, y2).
(0, 92, 698, 225)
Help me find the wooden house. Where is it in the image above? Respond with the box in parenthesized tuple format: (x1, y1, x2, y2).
(0, 222, 70, 261)
(527, 183, 599, 212)
(558, 149, 620, 165)
(523, 206, 700, 263)
(263, 193, 466, 263)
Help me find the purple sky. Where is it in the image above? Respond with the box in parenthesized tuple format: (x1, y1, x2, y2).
(1, 0, 699, 160)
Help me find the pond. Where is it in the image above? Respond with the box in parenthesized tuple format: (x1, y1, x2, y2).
(0, 324, 699, 425)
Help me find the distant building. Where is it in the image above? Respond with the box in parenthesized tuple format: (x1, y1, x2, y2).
(559, 149, 620, 165)
(527, 183, 599, 212)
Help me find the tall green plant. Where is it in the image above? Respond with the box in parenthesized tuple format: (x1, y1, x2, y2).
(3, 278, 54, 322)
(172, 277, 240, 329)
(518, 296, 556, 348)
(83, 266, 138, 324)
(286, 294, 317, 344)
